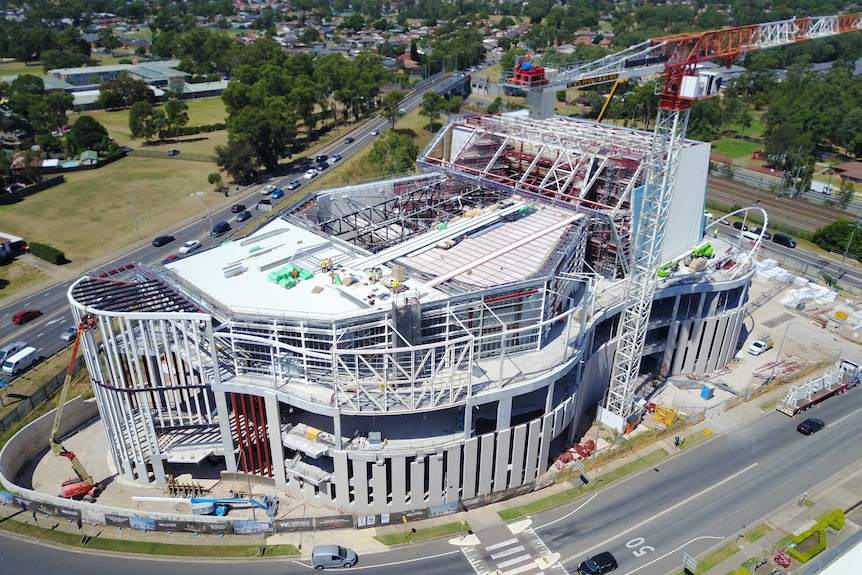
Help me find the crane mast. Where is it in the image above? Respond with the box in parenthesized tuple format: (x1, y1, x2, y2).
(504, 13, 862, 430)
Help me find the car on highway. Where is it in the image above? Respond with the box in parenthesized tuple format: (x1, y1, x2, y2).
(12, 309, 41, 325)
(305, 169, 319, 179)
(316, 161, 329, 172)
(315, 154, 328, 163)
(178, 240, 201, 254)
(344, 137, 355, 144)
(287, 179, 301, 190)
(167, 149, 180, 156)
(235, 210, 252, 222)
(772, 233, 797, 248)
(370, 129, 379, 136)
(271, 188, 284, 199)
(60, 326, 77, 342)
(732, 221, 747, 231)
(311, 545, 358, 570)
(152, 235, 175, 247)
(261, 184, 276, 195)
(797, 417, 825, 435)
(211, 221, 231, 236)
(331, 153, 342, 162)
(751, 226, 772, 240)
(161, 254, 180, 264)
(230, 204, 246, 213)
(577, 551, 618, 575)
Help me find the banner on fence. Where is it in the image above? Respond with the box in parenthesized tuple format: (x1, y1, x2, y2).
(314, 515, 353, 530)
(232, 520, 274, 535)
(462, 482, 536, 510)
(273, 517, 313, 532)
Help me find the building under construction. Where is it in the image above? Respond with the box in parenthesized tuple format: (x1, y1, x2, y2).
(63, 112, 756, 515)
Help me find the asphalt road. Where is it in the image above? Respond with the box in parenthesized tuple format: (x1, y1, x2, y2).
(3, 386, 861, 574)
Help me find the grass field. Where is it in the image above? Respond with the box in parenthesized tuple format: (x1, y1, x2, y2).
(712, 138, 762, 160)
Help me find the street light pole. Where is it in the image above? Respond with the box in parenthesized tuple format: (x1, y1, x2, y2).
(839, 215, 859, 279)
(191, 192, 213, 241)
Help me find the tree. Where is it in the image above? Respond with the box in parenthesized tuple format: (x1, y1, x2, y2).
(367, 131, 420, 175)
(97, 73, 155, 110)
(380, 91, 407, 127)
(419, 91, 446, 131)
(215, 140, 257, 183)
(208, 172, 224, 193)
(65, 116, 110, 155)
(837, 179, 856, 210)
(128, 101, 164, 141)
(99, 29, 122, 56)
(162, 99, 190, 140)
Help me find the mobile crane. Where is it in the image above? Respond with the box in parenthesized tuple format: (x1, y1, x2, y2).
(49, 314, 102, 501)
(504, 13, 862, 431)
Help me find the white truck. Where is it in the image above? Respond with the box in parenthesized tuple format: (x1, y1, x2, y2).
(810, 181, 832, 195)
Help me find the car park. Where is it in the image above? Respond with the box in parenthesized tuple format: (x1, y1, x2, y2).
(747, 336, 774, 356)
(797, 417, 825, 435)
(235, 210, 252, 222)
(305, 169, 319, 179)
(60, 326, 77, 342)
(271, 188, 284, 199)
(315, 154, 328, 163)
(311, 545, 358, 570)
(732, 221, 747, 231)
(772, 233, 797, 248)
(287, 179, 301, 190)
(179, 240, 201, 254)
(751, 226, 772, 240)
(577, 551, 618, 575)
(344, 137, 355, 144)
(12, 309, 41, 325)
(331, 153, 342, 162)
(167, 149, 179, 156)
(316, 161, 329, 171)
(152, 235, 175, 247)
(230, 204, 246, 213)
(211, 221, 231, 236)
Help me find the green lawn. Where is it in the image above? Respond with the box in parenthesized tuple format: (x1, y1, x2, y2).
(713, 138, 762, 160)
(374, 521, 469, 545)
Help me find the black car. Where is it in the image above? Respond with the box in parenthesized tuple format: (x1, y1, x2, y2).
(772, 233, 797, 248)
(344, 137, 355, 144)
(152, 235, 175, 247)
(316, 161, 329, 171)
(230, 204, 246, 213)
(315, 154, 328, 163)
(235, 210, 252, 222)
(167, 149, 180, 156)
(211, 221, 231, 236)
(732, 221, 747, 231)
(797, 417, 825, 435)
(578, 552, 618, 575)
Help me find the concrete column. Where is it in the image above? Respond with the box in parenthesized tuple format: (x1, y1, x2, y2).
(524, 419, 542, 481)
(462, 438, 478, 498)
(410, 457, 426, 508)
(353, 458, 370, 514)
(497, 396, 512, 431)
(478, 434, 494, 495)
(391, 456, 407, 512)
(494, 429, 511, 492)
(333, 451, 350, 513)
(509, 424, 527, 488)
(264, 393, 287, 489)
(215, 391, 237, 473)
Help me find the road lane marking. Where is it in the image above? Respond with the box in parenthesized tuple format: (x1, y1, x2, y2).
(561, 462, 759, 565)
(623, 535, 725, 574)
(290, 549, 461, 570)
(536, 492, 600, 530)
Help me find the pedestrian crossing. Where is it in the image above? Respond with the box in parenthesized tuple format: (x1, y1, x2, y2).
(459, 522, 569, 575)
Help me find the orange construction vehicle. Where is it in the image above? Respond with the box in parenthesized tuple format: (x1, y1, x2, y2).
(49, 315, 102, 501)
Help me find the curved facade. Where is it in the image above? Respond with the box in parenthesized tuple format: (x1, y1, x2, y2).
(66, 114, 756, 513)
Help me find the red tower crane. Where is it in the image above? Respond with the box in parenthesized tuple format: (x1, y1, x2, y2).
(504, 13, 862, 430)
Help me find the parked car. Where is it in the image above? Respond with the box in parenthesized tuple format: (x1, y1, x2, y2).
(161, 254, 180, 265)
(152, 235, 175, 247)
(119, 145, 133, 152)
(211, 221, 231, 236)
(304, 169, 319, 179)
(316, 161, 329, 172)
(311, 545, 358, 570)
(331, 153, 342, 162)
(577, 551, 618, 575)
(732, 221, 747, 231)
(12, 309, 41, 325)
(747, 336, 774, 356)
(60, 326, 77, 342)
(772, 233, 797, 248)
(271, 188, 285, 199)
(167, 149, 180, 156)
(797, 418, 825, 435)
(179, 240, 201, 254)
(287, 179, 301, 190)
(315, 154, 328, 163)
(751, 226, 772, 240)
(235, 210, 252, 222)
(230, 204, 246, 213)
(344, 137, 355, 144)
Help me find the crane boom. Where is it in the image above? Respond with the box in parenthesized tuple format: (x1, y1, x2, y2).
(502, 14, 862, 431)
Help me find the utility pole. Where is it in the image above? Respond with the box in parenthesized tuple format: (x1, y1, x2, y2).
(839, 215, 860, 279)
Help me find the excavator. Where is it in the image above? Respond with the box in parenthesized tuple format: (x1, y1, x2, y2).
(49, 314, 102, 501)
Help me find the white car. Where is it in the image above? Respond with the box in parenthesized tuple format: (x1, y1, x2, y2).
(178, 240, 201, 254)
(370, 129, 379, 136)
(60, 326, 77, 342)
(304, 169, 318, 179)
(261, 184, 276, 195)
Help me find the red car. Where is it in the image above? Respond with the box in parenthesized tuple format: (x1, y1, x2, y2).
(12, 309, 41, 324)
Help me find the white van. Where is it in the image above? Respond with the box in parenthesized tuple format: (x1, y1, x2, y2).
(737, 230, 760, 243)
(2, 346, 38, 375)
(0, 340, 27, 364)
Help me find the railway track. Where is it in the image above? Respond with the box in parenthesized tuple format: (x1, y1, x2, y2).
(707, 175, 852, 233)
